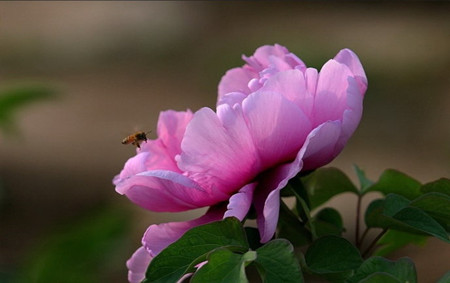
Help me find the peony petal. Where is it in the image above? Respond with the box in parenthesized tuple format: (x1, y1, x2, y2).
(313, 59, 354, 126)
(114, 152, 152, 186)
(142, 205, 226, 256)
(259, 69, 313, 116)
(270, 55, 293, 71)
(218, 67, 256, 101)
(253, 156, 304, 242)
(224, 182, 257, 220)
(335, 76, 364, 152)
(334, 48, 368, 93)
(300, 121, 342, 171)
(245, 44, 290, 68)
(242, 91, 312, 169)
(285, 52, 307, 70)
(217, 91, 247, 107)
(117, 170, 228, 212)
(126, 246, 153, 283)
(155, 110, 193, 159)
(130, 110, 193, 172)
(135, 140, 181, 172)
(305, 67, 318, 99)
(177, 106, 261, 195)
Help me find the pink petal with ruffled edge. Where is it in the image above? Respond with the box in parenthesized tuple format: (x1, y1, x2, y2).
(118, 170, 229, 212)
(134, 110, 193, 172)
(218, 67, 257, 100)
(155, 110, 193, 159)
(334, 48, 368, 93)
(224, 183, 257, 220)
(114, 152, 152, 186)
(242, 91, 312, 168)
(305, 72, 363, 170)
(258, 69, 314, 116)
(217, 91, 247, 107)
(301, 121, 342, 171)
(313, 60, 355, 126)
(177, 105, 261, 195)
(142, 205, 226, 256)
(244, 44, 303, 69)
(126, 246, 153, 283)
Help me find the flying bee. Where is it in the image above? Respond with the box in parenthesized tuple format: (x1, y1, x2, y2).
(122, 131, 151, 149)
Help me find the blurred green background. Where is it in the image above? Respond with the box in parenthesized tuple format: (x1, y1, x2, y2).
(0, 2, 449, 283)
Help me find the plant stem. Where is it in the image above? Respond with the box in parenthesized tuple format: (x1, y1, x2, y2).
(359, 227, 370, 249)
(289, 186, 317, 241)
(362, 228, 387, 258)
(355, 195, 362, 248)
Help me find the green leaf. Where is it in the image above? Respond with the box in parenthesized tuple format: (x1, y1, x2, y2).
(353, 164, 374, 194)
(278, 201, 311, 246)
(358, 273, 401, 283)
(383, 194, 411, 217)
(313, 207, 345, 237)
(410, 192, 450, 222)
(305, 235, 363, 274)
(392, 207, 449, 243)
(365, 199, 389, 228)
(436, 270, 450, 283)
(366, 169, 422, 200)
(145, 217, 249, 283)
(302, 167, 358, 210)
(191, 249, 256, 283)
(365, 197, 449, 242)
(365, 199, 406, 230)
(18, 206, 129, 283)
(420, 178, 450, 196)
(373, 230, 427, 257)
(254, 239, 304, 283)
(347, 256, 417, 283)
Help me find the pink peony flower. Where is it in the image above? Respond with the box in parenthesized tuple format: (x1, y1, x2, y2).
(114, 44, 367, 283)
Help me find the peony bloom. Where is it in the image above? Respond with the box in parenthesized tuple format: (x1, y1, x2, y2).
(114, 44, 367, 283)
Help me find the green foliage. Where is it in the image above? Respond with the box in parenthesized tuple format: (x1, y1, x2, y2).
(191, 249, 256, 283)
(278, 201, 311, 246)
(18, 206, 129, 283)
(347, 257, 417, 283)
(0, 84, 56, 134)
(436, 271, 450, 283)
(365, 169, 422, 199)
(365, 194, 449, 242)
(143, 218, 303, 283)
(353, 164, 374, 193)
(144, 217, 249, 283)
(305, 235, 363, 274)
(301, 167, 358, 210)
(420, 178, 450, 195)
(254, 239, 303, 283)
(139, 167, 450, 283)
(373, 230, 427, 257)
(312, 207, 344, 237)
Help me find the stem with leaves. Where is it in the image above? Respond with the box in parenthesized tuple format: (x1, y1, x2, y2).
(362, 229, 387, 258)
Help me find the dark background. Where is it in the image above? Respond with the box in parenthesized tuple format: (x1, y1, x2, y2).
(0, 2, 449, 282)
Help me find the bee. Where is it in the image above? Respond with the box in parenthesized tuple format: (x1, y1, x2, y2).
(122, 131, 151, 149)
